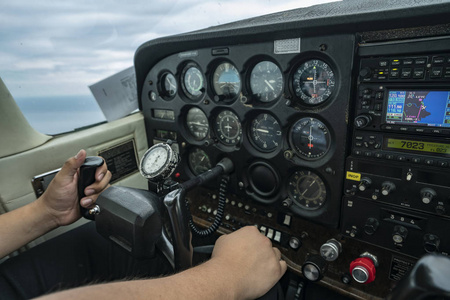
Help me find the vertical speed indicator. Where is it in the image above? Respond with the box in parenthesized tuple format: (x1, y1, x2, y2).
(292, 59, 335, 105)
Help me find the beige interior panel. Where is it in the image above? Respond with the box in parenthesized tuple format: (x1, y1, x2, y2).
(0, 112, 149, 245)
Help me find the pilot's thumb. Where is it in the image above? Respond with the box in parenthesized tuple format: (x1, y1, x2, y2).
(59, 149, 87, 179)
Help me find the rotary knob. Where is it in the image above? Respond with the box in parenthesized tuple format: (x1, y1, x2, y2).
(381, 181, 396, 196)
(359, 67, 372, 79)
(392, 225, 408, 244)
(358, 177, 372, 192)
(320, 239, 342, 262)
(420, 188, 436, 204)
(423, 234, 440, 253)
(354, 114, 372, 129)
(350, 252, 378, 284)
(302, 255, 328, 282)
(364, 218, 379, 235)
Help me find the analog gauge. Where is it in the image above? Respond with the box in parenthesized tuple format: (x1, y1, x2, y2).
(250, 113, 282, 152)
(287, 170, 327, 210)
(250, 61, 284, 102)
(214, 110, 242, 146)
(182, 64, 205, 100)
(289, 117, 331, 160)
(188, 148, 212, 176)
(212, 62, 241, 101)
(186, 107, 209, 141)
(159, 72, 177, 100)
(292, 59, 335, 105)
(140, 143, 179, 180)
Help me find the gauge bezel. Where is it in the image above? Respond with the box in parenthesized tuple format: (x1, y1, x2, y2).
(213, 109, 243, 146)
(139, 143, 179, 180)
(157, 71, 178, 101)
(248, 112, 283, 153)
(180, 61, 206, 101)
(288, 117, 331, 161)
(209, 60, 242, 103)
(289, 55, 337, 107)
(287, 169, 328, 211)
(185, 107, 210, 141)
(247, 59, 284, 104)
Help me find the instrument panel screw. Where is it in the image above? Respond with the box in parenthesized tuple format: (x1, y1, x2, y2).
(319, 44, 327, 51)
(284, 150, 293, 159)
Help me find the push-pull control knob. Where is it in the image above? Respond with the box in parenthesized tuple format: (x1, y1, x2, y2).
(392, 225, 408, 244)
(420, 188, 436, 204)
(320, 239, 342, 262)
(350, 252, 378, 284)
(381, 181, 396, 196)
(354, 114, 372, 129)
(358, 177, 372, 192)
(364, 218, 379, 235)
(302, 255, 328, 282)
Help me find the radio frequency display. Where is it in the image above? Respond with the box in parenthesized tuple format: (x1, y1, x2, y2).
(386, 90, 450, 127)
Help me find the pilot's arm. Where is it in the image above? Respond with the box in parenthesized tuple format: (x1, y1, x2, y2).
(0, 149, 111, 259)
(37, 226, 287, 300)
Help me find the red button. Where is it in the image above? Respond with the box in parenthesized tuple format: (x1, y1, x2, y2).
(350, 257, 376, 284)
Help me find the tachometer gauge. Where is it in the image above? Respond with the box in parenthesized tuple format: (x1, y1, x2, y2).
(214, 110, 242, 146)
(188, 148, 212, 176)
(182, 63, 205, 100)
(288, 170, 327, 210)
(289, 117, 331, 160)
(159, 72, 177, 100)
(250, 61, 284, 103)
(250, 113, 282, 152)
(212, 62, 241, 101)
(292, 59, 335, 105)
(140, 143, 179, 181)
(186, 107, 209, 141)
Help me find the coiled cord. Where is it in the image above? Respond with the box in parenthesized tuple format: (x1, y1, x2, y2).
(187, 175, 229, 237)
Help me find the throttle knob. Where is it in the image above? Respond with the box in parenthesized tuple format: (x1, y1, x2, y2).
(350, 257, 376, 284)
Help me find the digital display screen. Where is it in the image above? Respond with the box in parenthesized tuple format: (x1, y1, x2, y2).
(385, 90, 450, 127)
(384, 138, 450, 156)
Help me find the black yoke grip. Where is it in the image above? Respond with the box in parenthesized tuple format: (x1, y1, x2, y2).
(78, 156, 104, 220)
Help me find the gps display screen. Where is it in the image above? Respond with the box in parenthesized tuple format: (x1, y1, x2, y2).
(385, 90, 450, 127)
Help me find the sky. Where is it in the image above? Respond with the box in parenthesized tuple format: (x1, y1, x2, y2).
(0, 0, 338, 99)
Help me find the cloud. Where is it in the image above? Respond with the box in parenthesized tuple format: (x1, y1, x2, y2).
(0, 0, 339, 98)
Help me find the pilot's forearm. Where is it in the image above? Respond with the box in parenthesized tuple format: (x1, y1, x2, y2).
(0, 197, 58, 259)
(36, 259, 237, 300)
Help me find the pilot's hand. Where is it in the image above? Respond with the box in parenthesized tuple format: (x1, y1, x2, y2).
(38, 149, 111, 226)
(211, 226, 287, 299)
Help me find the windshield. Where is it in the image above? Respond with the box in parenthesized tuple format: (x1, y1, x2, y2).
(0, 0, 339, 135)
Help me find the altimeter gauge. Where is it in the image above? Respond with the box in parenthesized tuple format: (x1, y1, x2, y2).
(250, 113, 282, 152)
(140, 142, 179, 181)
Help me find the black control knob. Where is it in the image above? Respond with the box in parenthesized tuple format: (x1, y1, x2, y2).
(354, 114, 372, 129)
(420, 188, 437, 204)
(423, 234, 440, 253)
(302, 255, 328, 282)
(364, 218, 379, 235)
(359, 67, 372, 79)
(381, 181, 396, 196)
(392, 225, 408, 244)
(358, 177, 372, 192)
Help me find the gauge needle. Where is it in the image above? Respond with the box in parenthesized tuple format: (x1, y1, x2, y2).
(190, 122, 208, 127)
(168, 78, 176, 89)
(256, 128, 269, 133)
(308, 125, 314, 149)
(264, 79, 274, 91)
(309, 180, 316, 187)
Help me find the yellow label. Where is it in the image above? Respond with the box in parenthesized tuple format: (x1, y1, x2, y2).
(346, 171, 361, 181)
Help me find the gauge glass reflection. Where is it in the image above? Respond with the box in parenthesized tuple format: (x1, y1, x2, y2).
(182, 64, 205, 99)
(250, 113, 282, 152)
(250, 61, 284, 103)
(186, 107, 209, 141)
(292, 59, 335, 105)
(214, 110, 242, 146)
(213, 62, 241, 101)
(288, 170, 327, 210)
(188, 148, 212, 176)
(289, 117, 331, 160)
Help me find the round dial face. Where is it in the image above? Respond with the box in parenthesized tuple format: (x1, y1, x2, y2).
(159, 72, 177, 99)
(292, 59, 335, 105)
(288, 170, 327, 210)
(250, 113, 282, 152)
(182, 64, 205, 99)
(212, 62, 241, 101)
(289, 117, 331, 160)
(214, 110, 242, 146)
(188, 148, 212, 176)
(250, 61, 284, 102)
(140, 143, 172, 179)
(186, 107, 209, 141)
